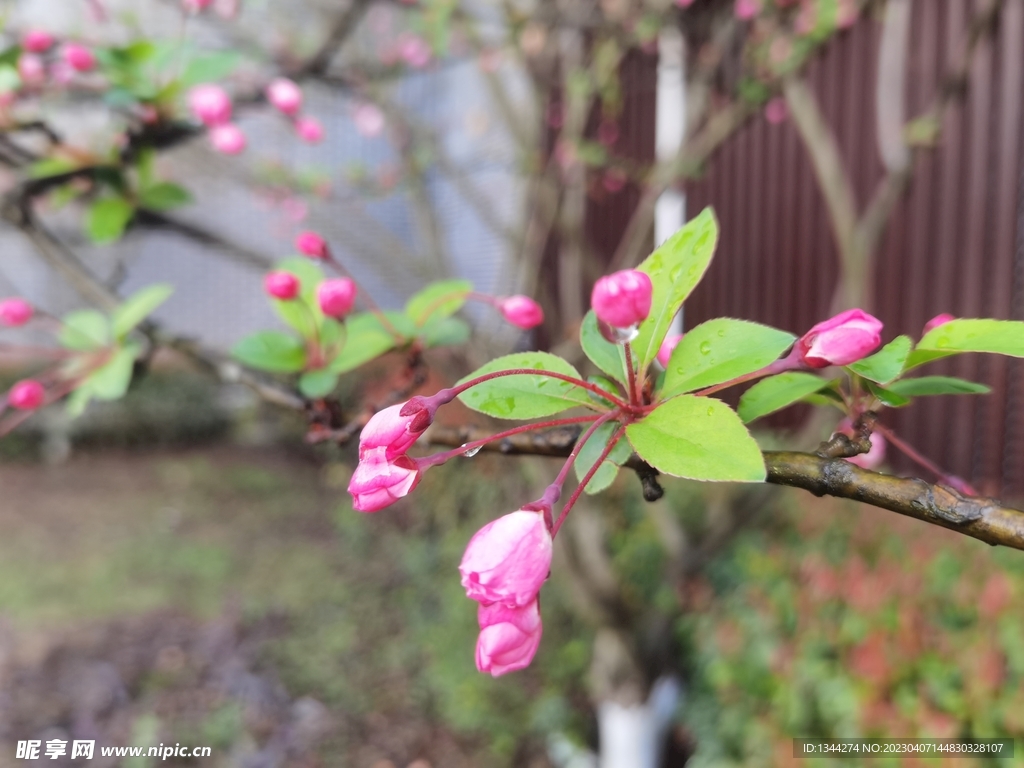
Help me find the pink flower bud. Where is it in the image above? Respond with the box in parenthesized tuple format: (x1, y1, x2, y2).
(208, 123, 246, 154)
(499, 295, 544, 330)
(796, 309, 883, 368)
(263, 271, 299, 300)
(8, 379, 45, 410)
(359, 402, 431, 460)
(266, 78, 302, 116)
(353, 103, 385, 137)
(317, 278, 356, 318)
(0, 298, 34, 327)
(189, 84, 233, 126)
(459, 510, 552, 608)
(17, 54, 46, 86)
(657, 333, 684, 368)
(347, 447, 421, 512)
(923, 313, 955, 336)
(295, 116, 325, 144)
(591, 270, 653, 330)
(295, 231, 328, 259)
(476, 600, 542, 677)
(22, 30, 54, 53)
(62, 44, 96, 72)
(845, 432, 886, 470)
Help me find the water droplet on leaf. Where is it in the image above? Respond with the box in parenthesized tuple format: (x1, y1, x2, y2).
(699, 341, 712, 355)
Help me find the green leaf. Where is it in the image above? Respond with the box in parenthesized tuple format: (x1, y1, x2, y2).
(88, 346, 138, 400)
(586, 375, 623, 408)
(457, 352, 594, 420)
(574, 421, 632, 494)
(112, 283, 173, 339)
(907, 319, 1024, 369)
(626, 395, 765, 482)
(299, 369, 339, 399)
(65, 385, 93, 418)
(86, 196, 135, 243)
(887, 376, 991, 397)
(178, 51, 240, 88)
(405, 279, 472, 326)
(231, 331, 307, 373)
(28, 157, 81, 179)
(59, 309, 111, 351)
(580, 310, 627, 383)
(138, 182, 192, 211)
(660, 318, 795, 397)
(738, 372, 832, 423)
(632, 208, 719, 371)
(865, 380, 910, 408)
(327, 312, 398, 374)
(273, 297, 317, 340)
(423, 316, 471, 347)
(847, 335, 912, 384)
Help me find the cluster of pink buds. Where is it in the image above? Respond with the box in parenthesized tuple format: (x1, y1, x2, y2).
(11, 31, 95, 96)
(265, 78, 325, 144)
(189, 84, 246, 155)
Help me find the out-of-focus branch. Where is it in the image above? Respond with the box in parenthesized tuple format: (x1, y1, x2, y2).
(134, 211, 274, 271)
(295, 0, 373, 77)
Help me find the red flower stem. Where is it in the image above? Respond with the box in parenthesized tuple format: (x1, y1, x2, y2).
(623, 342, 639, 405)
(414, 288, 473, 327)
(694, 354, 802, 398)
(0, 344, 75, 360)
(872, 422, 948, 480)
(444, 369, 631, 410)
(417, 414, 600, 469)
(552, 423, 628, 537)
(549, 410, 620, 495)
(322, 250, 404, 344)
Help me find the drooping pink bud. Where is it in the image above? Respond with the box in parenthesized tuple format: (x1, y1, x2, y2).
(61, 44, 96, 72)
(263, 271, 300, 300)
(347, 447, 421, 512)
(353, 103, 385, 137)
(317, 278, 356, 318)
(22, 30, 54, 53)
(295, 231, 328, 259)
(591, 270, 653, 330)
(923, 313, 955, 336)
(17, 54, 46, 86)
(845, 432, 886, 470)
(459, 510, 552, 608)
(796, 309, 883, 368)
(358, 402, 431, 460)
(295, 116, 325, 144)
(498, 295, 544, 330)
(0, 298, 34, 327)
(208, 123, 246, 154)
(266, 78, 303, 116)
(189, 84, 232, 126)
(476, 600, 542, 677)
(8, 379, 45, 410)
(657, 333, 684, 368)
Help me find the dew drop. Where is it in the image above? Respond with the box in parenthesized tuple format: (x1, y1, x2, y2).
(716, 329, 726, 338)
(669, 264, 684, 283)
(699, 341, 712, 355)
(707, 406, 714, 416)
(461, 444, 482, 458)
(935, 336, 951, 349)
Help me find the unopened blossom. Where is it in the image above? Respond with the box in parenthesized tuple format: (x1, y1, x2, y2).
(923, 313, 955, 336)
(498, 296, 544, 330)
(591, 270, 653, 330)
(476, 600, 542, 677)
(295, 116, 324, 144)
(358, 402, 433, 460)
(347, 447, 421, 512)
(22, 30, 54, 53)
(295, 231, 328, 259)
(353, 103, 385, 137)
(266, 78, 302, 116)
(657, 333, 684, 368)
(796, 309, 883, 368)
(62, 44, 96, 72)
(189, 84, 232, 126)
(317, 278, 356, 318)
(263, 271, 300, 300)
(0, 298, 33, 327)
(8, 379, 45, 410)
(459, 509, 552, 608)
(208, 123, 246, 154)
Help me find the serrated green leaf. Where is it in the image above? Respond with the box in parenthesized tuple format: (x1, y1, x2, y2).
(847, 335, 912, 384)
(423, 316, 471, 347)
(738, 371, 832, 423)
(231, 331, 307, 373)
(327, 312, 398, 374)
(138, 182, 193, 211)
(112, 283, 173, 338)
(457, 352, 594, 420)
(661, 318, 795, 397)
(86, 196, 134, 243)
(865, 380, 911, 408)
(887, 376, 991, 397)
(574, 421, 632, 494)
(405, 279, 472, 326)
(580, 310, 627, 383)
(907, 319, 1024, 370)
(88, 346, 137, 400)
(59, 309, 111, 351)
(299, 369, 339, 399)
(626, 395, 765, 482)
(632, 208, 719, 371)
(586, 375, 623, 408)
